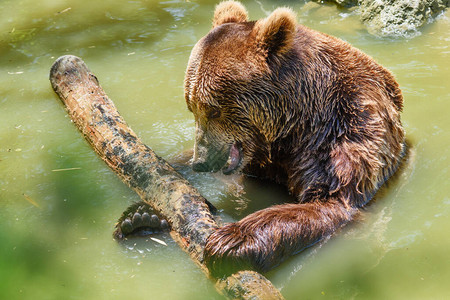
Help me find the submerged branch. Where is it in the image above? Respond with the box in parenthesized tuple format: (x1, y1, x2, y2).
(49, 55, 284, 300)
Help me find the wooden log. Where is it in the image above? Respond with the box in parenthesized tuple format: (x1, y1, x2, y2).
(49, 55, 284, 300)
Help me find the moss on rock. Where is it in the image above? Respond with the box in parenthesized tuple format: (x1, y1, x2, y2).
(359, 0, 449, 37)
(315, 0, 449, 37)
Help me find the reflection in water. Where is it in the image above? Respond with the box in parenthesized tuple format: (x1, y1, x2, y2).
(0, 0, 449, 299)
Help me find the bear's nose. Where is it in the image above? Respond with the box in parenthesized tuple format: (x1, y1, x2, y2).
(192, 161, 211, 172)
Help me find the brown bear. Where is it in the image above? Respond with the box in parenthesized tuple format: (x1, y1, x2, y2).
(184, 1, 405, 277)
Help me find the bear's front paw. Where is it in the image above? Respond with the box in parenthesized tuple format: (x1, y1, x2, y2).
(204, 222, 273, 277)
(113, 202, 169, 240)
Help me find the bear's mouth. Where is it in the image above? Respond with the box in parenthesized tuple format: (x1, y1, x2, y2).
(222, 143, 242, 175)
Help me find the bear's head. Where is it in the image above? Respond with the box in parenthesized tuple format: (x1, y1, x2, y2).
(184, 0, 298, 174)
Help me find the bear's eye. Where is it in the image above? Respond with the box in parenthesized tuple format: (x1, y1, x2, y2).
(208, 108, 221, 119)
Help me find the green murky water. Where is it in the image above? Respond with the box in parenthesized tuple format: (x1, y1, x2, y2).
(1, 0, 449, 299)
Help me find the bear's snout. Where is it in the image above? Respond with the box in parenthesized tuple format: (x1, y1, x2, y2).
(192, 142, 240, 174)
(192, 160, 211, 172)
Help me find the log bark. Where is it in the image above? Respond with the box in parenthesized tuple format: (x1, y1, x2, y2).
(49, 55, 284, 300)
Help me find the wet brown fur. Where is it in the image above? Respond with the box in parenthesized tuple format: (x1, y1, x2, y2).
(184, 1, 405, 277)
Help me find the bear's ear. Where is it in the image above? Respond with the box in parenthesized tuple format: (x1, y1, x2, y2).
(254, 8, 297, 56)
(212, 1, 248, 28)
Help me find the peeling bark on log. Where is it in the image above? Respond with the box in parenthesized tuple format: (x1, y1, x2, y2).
(49, 55, 284, 300)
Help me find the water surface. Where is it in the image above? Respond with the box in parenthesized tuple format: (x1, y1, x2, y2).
(1, 0, 449, 299)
